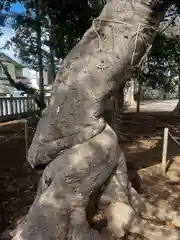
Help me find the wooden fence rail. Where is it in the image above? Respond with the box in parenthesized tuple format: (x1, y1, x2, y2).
(0, 96, 50, 120)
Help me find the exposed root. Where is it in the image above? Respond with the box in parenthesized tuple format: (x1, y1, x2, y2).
(12, 130, 180, 240)
(97, 152, 180, 240)
(106, 202, 180, 240)
(12, 125, 118, 240)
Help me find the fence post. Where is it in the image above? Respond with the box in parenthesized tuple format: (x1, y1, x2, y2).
(162, 128, 169, 175)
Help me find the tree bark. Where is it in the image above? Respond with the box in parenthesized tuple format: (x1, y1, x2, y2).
(12, 1, 180, 239)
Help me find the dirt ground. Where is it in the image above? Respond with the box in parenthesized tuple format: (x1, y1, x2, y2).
(0, 120, 39, 239)
(1, 111, 180, 239)
(119, 112, 180, 212)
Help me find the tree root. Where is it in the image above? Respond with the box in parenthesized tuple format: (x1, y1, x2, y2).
(100, 161, 180, 240)
(12, 124, 180, 240)
(12, 124, 118, 240)
(106, 202, 180, 240)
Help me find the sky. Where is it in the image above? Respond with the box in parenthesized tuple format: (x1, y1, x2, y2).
(10, 2, 25, 13)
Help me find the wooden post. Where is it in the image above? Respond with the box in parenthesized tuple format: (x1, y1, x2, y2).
(24, 119, 28, 160)
(162, 128, 169, 175)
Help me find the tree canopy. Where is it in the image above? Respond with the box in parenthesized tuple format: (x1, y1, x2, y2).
(1, 0, 106, 70)
(137, 13, 180, 94)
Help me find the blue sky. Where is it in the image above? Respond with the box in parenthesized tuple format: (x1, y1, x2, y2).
(10, 2, 25, 13)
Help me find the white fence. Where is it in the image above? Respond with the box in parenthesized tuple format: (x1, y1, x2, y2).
(0, 96, 50, 119)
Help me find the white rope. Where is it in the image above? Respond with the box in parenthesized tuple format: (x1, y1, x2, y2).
(131, 23, 141, 66)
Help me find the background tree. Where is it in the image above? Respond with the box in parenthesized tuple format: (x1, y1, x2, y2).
(138, 31, 180, 109)
(109, 6, 180, 115)
(134, 6, 180, 113)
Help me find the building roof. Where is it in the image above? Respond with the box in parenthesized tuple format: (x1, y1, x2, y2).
(0, 52, 25, 68)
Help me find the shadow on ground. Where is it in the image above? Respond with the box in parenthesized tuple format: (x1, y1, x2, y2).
(1, 112, 180, 239)
(0, 122, 39, 239)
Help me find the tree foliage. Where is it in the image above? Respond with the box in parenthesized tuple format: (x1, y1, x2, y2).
(138, 10, 180, 93)
(1, 0, 106, 70)
(139, 33, 179, 90)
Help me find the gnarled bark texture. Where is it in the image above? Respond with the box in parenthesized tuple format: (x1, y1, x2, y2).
(12, 0, 180, 239)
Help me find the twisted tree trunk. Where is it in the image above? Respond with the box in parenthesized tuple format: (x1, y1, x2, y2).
(12, 0, 180, 239)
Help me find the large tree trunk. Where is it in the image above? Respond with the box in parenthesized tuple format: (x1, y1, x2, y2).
(12, 1, 180, 239)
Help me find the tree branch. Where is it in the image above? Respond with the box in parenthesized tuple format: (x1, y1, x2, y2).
(0, 60, 46, 110)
